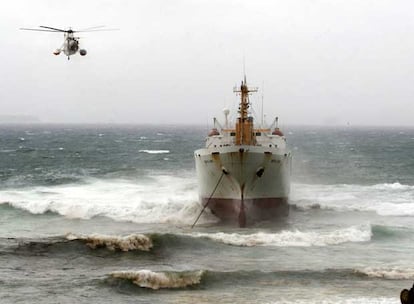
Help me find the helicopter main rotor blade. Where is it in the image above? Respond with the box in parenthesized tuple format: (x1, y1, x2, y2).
(77, 25, 106, 31)
(20, 25, 118, 34)
(39, 26, 67, 32)
(75, 28, 119, 32)
(20, 28, 62, 32)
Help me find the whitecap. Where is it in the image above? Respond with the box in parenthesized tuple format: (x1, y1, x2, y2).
(189, 224, 372, 247)
(66, 233, 153, 251)
(290, 182, 414, 217)
(139, 150, 170, 154)
(0, 175, 214, 225)
(355, 266, 414, 280)
(110, 269, 204, 289)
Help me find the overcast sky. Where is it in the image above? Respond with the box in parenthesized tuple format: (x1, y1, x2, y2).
(1, 0, 414, 126)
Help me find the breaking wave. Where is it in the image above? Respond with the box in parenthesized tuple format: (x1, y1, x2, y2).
(2, 178, 412, 229)
(291, 182, 414, 216)
(66, 233, 153, 252)
(107, 267, 413, 292)
(189, 224, 372, 247)
(0, 175, 217, 225)
(5, 225, 374, 257)
(10, 234, 154, 255)
(355, 266, 414, 280)
(109, 269, 204, 289)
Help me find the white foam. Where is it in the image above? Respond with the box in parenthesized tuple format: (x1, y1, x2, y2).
(0, 175, 217, 225)
(267, 297, 398, 304)
(291, 182, 414, 216)
(66, 233, 153, 251)
(110, 269, 204, 289)
(190, 224, 371, 247)
(356, 266, 414, 280)
(138, 150, 170, 154)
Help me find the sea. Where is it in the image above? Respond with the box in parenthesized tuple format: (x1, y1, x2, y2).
(0, 124, 413, 304)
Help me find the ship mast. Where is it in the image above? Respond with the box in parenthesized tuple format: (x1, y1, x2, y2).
(234, 76, 258, 145)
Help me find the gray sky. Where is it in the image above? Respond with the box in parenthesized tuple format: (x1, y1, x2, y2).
(1, 0, 414, 126)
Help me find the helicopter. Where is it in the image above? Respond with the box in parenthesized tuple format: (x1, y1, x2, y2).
(19, 26, 116, 60)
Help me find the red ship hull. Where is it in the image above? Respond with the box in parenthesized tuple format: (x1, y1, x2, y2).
(202, 197, 289, 227)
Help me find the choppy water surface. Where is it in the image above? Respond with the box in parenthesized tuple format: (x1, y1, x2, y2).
(0, 124, 413, 303)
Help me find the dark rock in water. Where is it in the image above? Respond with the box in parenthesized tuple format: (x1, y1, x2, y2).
(401, 284, 414, 304)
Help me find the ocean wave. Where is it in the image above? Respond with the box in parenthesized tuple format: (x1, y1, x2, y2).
(109, 269, 204, 289)
(2, 171, 84, 188)
(189, 224, 371, 247)
(355, 266, 414, 280)
(66, 233, 153, 252)
(372, 183, 414, 191)
(10, 233, 154, 255)
(291, 182, 414, 216)
(2, 177, 412, 227)
(370, 224, 414, 241)
(138, 150, 170, 154)
(0, 175, 217, 225)
(1, 226, 372, 255)
(108, 267, 411, 292)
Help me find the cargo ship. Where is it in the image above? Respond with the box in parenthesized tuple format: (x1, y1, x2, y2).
(194, 77, 291, 227)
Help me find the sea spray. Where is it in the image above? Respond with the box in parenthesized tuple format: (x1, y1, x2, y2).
(291, 182, 414, 216)
(0, 176, 202, 224)
(110, 269, 204, 289)
(66, 233, 153, 252)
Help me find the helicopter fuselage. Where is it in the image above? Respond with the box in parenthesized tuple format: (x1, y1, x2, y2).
(63, 38, 79, 56)
(62, 32, 79, 57)
(20, 25, 111, 59)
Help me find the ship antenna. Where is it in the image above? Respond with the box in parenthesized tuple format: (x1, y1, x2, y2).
(261, 81, 264, 128)
(243, 54, 246, 80)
